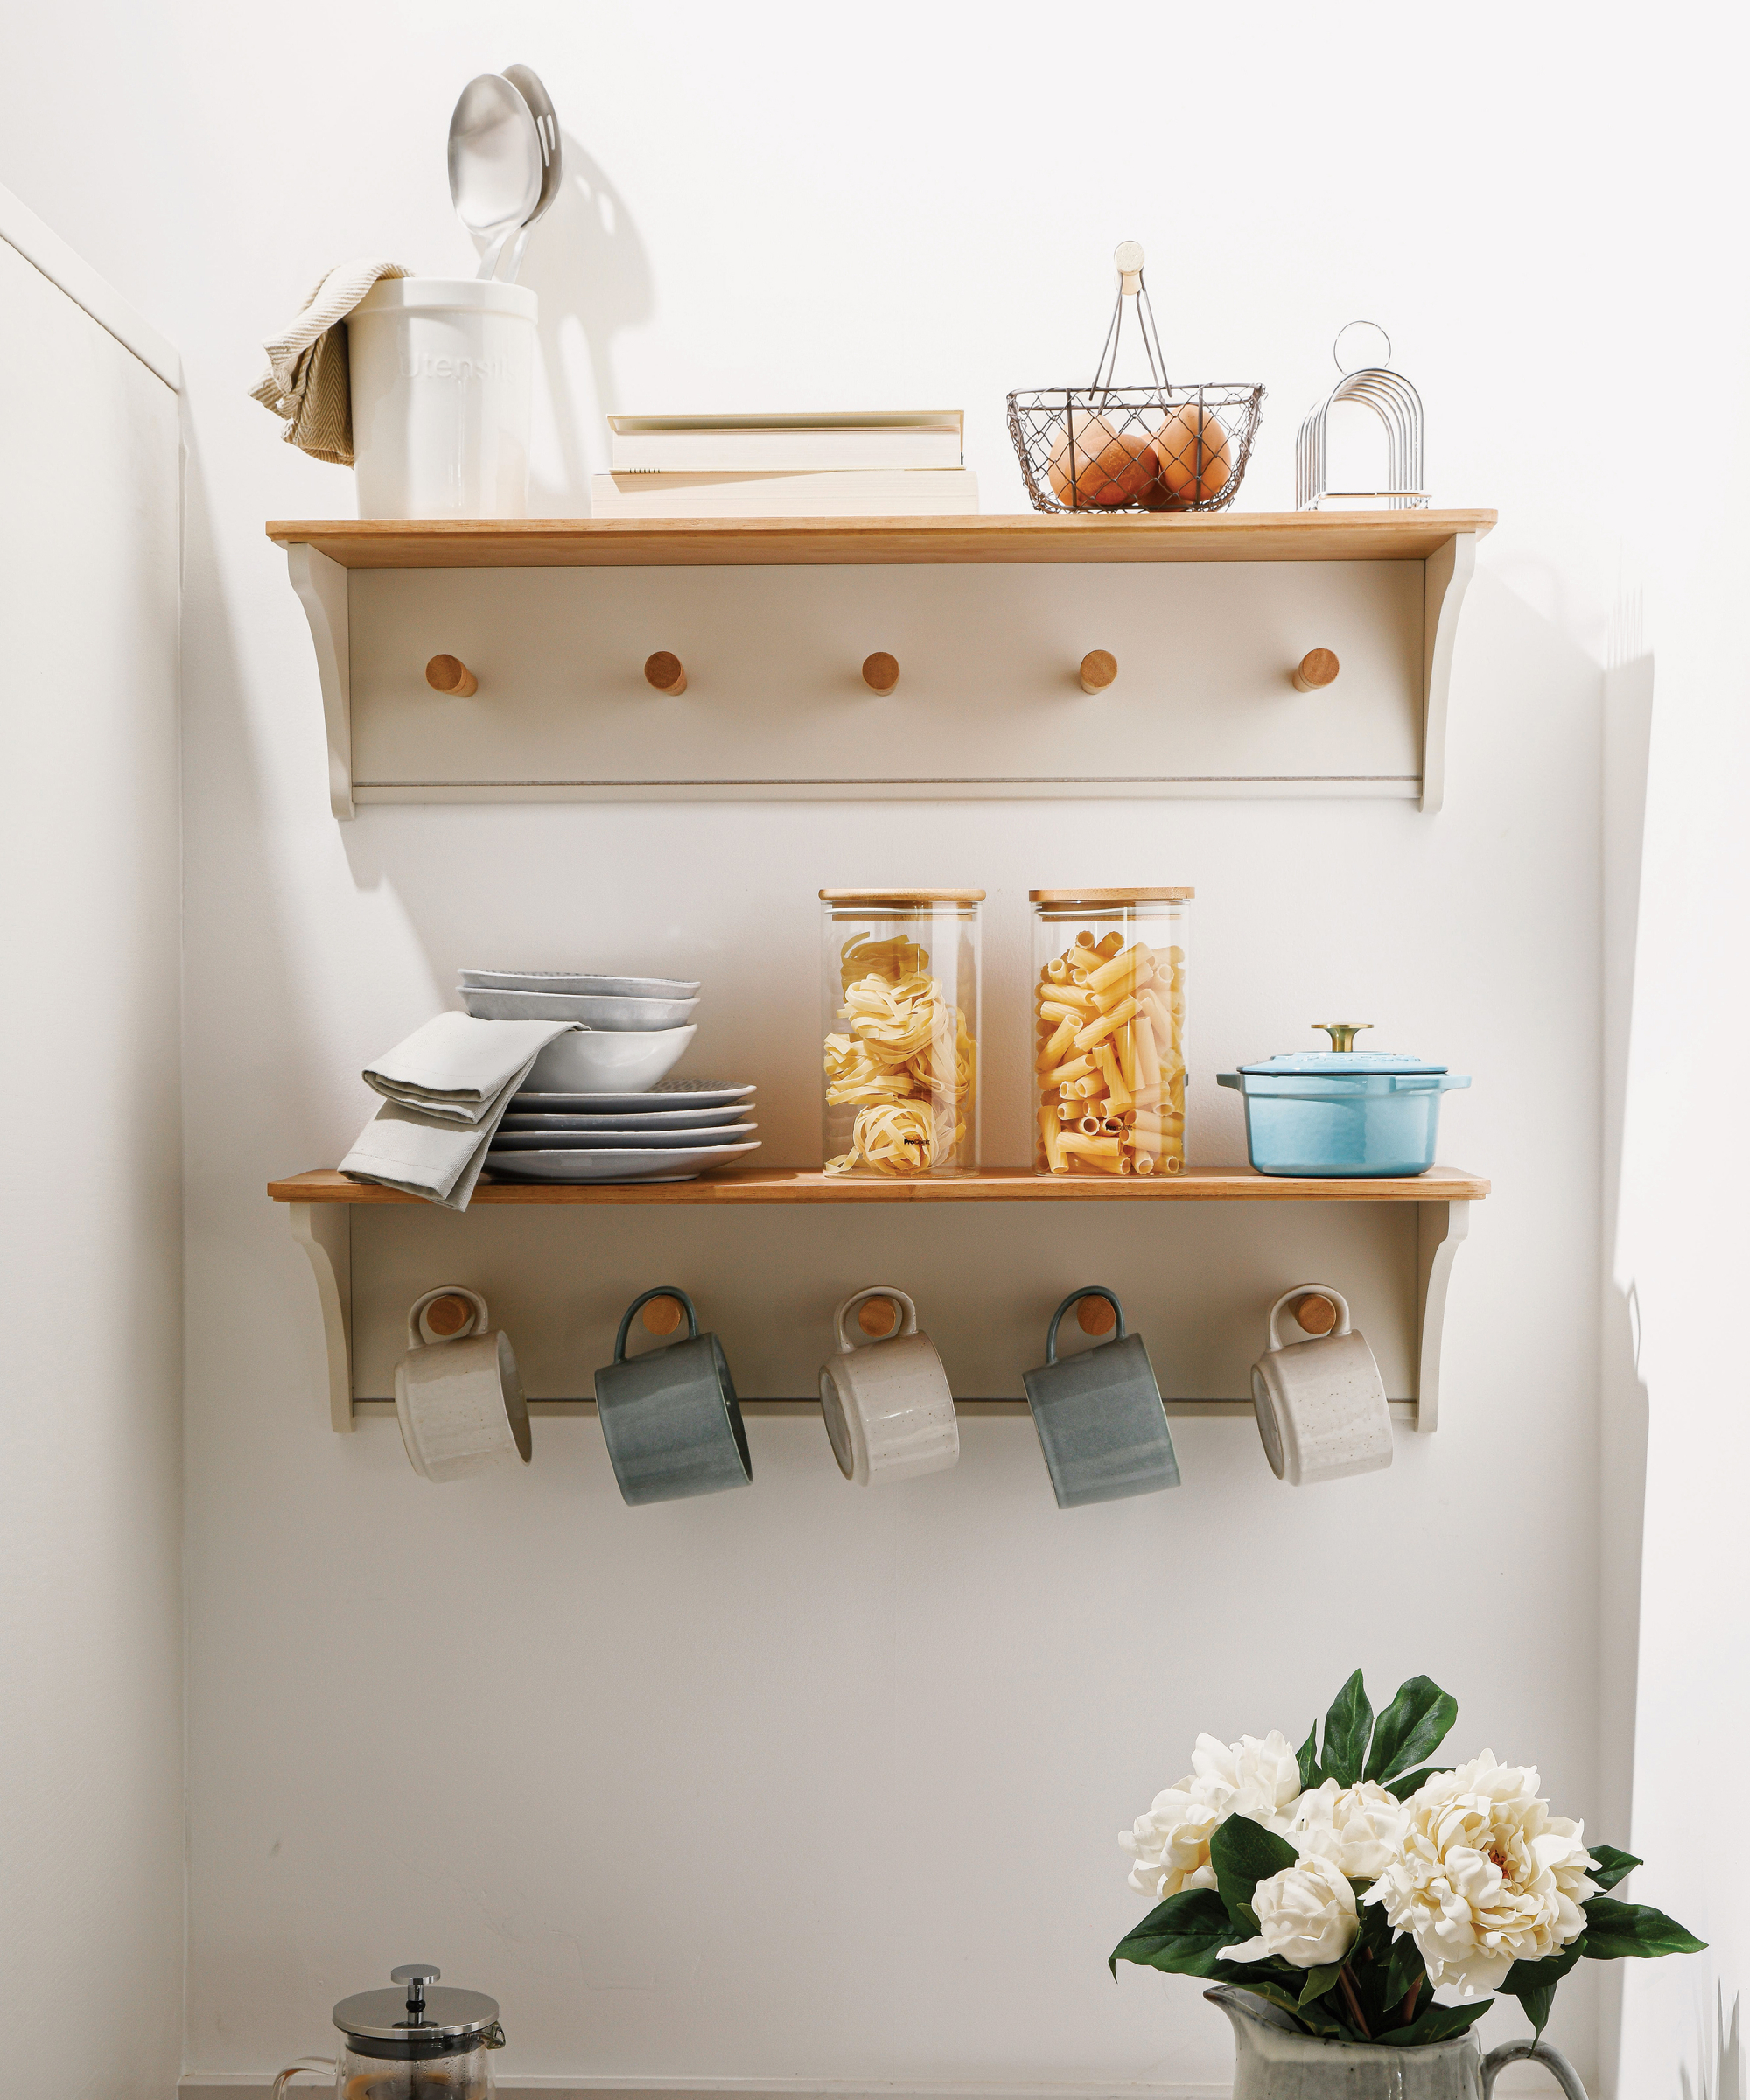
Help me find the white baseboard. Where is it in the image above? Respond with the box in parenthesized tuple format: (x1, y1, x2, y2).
(179, 2082, 1228, 2100)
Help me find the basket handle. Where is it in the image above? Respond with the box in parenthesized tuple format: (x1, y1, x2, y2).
(1092, 240, 1168, 395)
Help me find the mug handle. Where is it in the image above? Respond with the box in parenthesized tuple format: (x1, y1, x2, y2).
(271, 2062, 336, 2100)
(1266, 1284, 1351, 1353)
(835, 1287, 919, 1354)
(1480, 2038, 1588, 2098)
(405, 1284, 489, 1350)
(1045, 1287, 1126, 1364)
(615, 1286, 699, 1362)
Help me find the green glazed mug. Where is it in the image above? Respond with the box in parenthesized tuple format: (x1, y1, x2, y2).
(594, 1287, 752, 1507)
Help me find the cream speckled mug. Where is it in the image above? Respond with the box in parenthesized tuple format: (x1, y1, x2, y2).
(818, 1287, 959, 1486)
(1250, 1284, 1391, 1486)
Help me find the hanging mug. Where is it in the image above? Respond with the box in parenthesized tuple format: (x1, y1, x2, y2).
(1250, 1284, 1391, 1485)
(394, 1285, 531, 1482)
(594, 1287, 752, 1506)
(818, 1287, 959, 1485)
(1021, 1287, 1180, 1507)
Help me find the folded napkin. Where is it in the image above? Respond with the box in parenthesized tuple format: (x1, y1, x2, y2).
(341, 1012, 578, 1209)
(250, 259, 413, 465)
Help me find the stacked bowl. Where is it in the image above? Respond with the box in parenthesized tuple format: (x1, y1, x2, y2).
(459, 968, 759, 1184)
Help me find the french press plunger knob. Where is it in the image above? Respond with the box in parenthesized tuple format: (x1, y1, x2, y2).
(390, 1965, 441, 2021)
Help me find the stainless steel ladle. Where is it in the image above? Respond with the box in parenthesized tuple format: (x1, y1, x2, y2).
(446, 74, 542, 281)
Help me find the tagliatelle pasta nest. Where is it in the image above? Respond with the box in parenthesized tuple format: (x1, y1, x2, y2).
(824, 943, 976, 1176)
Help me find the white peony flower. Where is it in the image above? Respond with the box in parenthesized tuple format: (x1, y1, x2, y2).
(1365, 1752, 1599, 1999)
(1119, 1781, 1224, 1900)
(1222, 1853, 1360, 1969)
(1119, 1732, 1303, 1900)
(1190, 1731, 1304, 1828)
(1289, 1778, 1410, 1880)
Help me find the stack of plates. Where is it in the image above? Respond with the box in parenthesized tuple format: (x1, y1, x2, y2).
(486, 1081, 760, 1184)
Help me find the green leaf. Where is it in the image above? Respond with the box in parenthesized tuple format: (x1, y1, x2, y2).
(1297, 1962, 1347, 2009)
(1586, 1844, 1642, 1894)
(1209, 1814, 1299, 1925)
(1110, 1887, 1239, 1977)
(1215, 1972, 1349, 2039)
(1374, 1999, 1493, 2048)
(1364, 1676, 1459, 1782)
(1580, 1897, 1707, 1961)
(1321, 1670, 1374, 1787)
(1382, 1930, 1428, 2013)
(1500, 1937, 1586, 2034)
(1384, 1765, 1444, 1802)
(1296, 1721, 1325, 1792)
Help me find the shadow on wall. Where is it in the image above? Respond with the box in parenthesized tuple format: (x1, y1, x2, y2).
(519, 134, 653, 509)
(1679, 1986, 1744, 2099)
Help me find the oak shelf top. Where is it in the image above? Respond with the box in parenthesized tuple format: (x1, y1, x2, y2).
(265, 510, 1496, 570)
(268, 1166, 1489, 1206)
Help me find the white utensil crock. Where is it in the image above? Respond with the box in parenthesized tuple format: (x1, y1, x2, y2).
(818, 1287, 959, 1486)
(394, 1285, 532, 1481)
(1250, 1284, 1391, 1486)
(347, 277, 536, 519)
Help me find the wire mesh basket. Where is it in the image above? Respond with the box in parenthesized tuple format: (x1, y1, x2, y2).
(1007, 242, 1264, 514)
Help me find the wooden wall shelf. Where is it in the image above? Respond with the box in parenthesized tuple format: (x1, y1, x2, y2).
(268, 512, 1495, 570)
(271, 1166, 1484, 1438)
(271, 510, 1492, 820)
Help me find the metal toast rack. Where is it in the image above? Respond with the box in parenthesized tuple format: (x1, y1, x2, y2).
(1296, 321, 1427, 510)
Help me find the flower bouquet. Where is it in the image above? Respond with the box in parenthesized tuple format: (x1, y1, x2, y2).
(1111, 1670, 1704, 2052)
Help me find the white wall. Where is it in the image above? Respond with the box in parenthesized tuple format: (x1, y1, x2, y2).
(0, 208, 184, 2097)
(4, 3, 1733, 2094)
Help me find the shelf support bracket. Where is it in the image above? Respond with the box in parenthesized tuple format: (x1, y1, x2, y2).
(1413, 1196, 1469, 1432)
(1420, 532, 1477, 815)
(286, 543, 354, 820)
(288, 1201, 354, 1431)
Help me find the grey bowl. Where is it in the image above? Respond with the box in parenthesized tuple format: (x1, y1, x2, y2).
(460, 986, 700, 1029)
(459, 968, 701, 998)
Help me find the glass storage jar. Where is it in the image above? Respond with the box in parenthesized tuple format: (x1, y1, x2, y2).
(1029, 888, 1193, 1176)
(820, 890, 983, 1177)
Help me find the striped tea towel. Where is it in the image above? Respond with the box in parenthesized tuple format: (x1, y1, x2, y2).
(250, 259, 413, 466)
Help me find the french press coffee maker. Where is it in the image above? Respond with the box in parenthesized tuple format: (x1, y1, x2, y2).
(273, 1964, 506, 2100)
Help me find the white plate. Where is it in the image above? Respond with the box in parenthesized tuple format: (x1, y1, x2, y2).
(512, 1082, 755, 1113)
(461, 987, 700, 1029)
(460, 968, 701, 998)
(484, 1139, 761, 1183)
(500, 1103, 758, 1130)
(525, 1026, 696, 1092)
(492, 1122, 757, 1151)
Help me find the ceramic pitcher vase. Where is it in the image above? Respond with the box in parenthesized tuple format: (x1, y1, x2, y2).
(1208, 1988, 1589, 2099)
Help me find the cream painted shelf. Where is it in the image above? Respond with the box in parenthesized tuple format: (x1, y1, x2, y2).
(270, 510, 1494, 819)
(270, 1166, 1486, 1438)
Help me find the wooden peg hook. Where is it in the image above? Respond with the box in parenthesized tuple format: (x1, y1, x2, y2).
(1080, 649, 1117, 695)
(1289, 1292, 1340, 1336)
(1292, 648, 1340, 693)
(424, 1292, 477, 1338)
(857, 1295, 902, 1338)
(641, 1294, 687, 1337)
(862, 652, 900, 694)
(645, 651, 688, 696)
(1076, 1294, 1117, 1336)
(425, 654, 478, 697)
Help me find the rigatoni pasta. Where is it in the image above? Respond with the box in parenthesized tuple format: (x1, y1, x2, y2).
(1028, 888, 1192, 1176)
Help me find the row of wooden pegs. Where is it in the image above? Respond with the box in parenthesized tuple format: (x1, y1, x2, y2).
(422, 648, 1343, 700)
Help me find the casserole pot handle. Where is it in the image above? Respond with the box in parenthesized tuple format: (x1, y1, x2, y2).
(1045, 1287, 1126, 1364)
(1266, 1284, 1351, 1352)
(615, 1286, 699, 1361)
(835, 1286, 918, 1354)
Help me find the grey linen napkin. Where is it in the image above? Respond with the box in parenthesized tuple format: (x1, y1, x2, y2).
(341, 1012, 578, 1210)
(250, 259, 413, 465)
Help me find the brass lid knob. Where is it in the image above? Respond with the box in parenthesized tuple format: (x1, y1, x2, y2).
(1312, 1022, 1373, 1053)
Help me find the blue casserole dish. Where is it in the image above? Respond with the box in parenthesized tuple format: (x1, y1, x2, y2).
(1216, 1046, 1470, 1177)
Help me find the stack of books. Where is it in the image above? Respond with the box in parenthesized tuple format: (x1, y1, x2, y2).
(591, 411, 977, 518)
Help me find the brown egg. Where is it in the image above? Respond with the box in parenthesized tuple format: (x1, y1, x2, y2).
(1047, 415, 1157, 508)
(1150, 403, 1234, 506)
